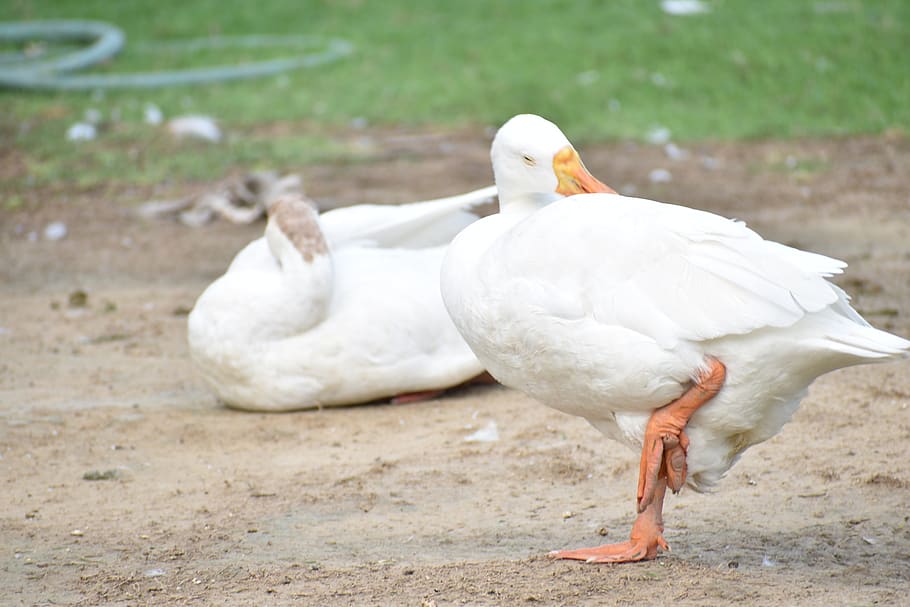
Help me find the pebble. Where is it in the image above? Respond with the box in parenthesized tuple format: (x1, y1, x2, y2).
(82, 469, 121, 481)
(68, 290, 88, 308)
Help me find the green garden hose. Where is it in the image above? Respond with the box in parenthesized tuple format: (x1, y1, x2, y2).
(0, 20, 353, 91)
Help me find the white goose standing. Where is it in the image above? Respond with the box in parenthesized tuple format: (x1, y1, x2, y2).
(441, 114, 910, 563)
(189, 185, 499, 411)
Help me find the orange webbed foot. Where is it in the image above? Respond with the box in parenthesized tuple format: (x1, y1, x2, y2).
(550, 481, 670, 564)
(548, 535, 668, 564)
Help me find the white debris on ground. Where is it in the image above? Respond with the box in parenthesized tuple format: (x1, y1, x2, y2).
(137, 172, 308, 226)
(464, 420, 499, 443)
(66, 122, 97, 142)
(648, 168, 673, 183)
(43, 221, 68, 241)
(660, 0, 711, 16)
(664, 142, 689, 160)
(144, 103, 164, 125)
(645, 125, 672, 145)
(640, 131, 699, 185)
(144, 568, 166, 578)
(166, 115, 222, 142)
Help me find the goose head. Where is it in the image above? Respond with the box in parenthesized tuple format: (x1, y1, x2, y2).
(490, 114, 614, 214)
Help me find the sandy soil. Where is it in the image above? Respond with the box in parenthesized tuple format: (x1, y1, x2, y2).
(2, 128, 909, 606)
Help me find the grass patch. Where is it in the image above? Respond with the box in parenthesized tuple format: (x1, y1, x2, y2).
(16, 118, 353, 190)
(2, 0, 908, 192)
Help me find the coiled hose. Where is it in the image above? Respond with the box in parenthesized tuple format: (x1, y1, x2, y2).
(0, 20, 353, 91)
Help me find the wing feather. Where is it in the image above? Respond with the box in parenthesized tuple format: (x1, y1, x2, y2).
(489, 194, 848, 347)
(321, 185, 496, 249)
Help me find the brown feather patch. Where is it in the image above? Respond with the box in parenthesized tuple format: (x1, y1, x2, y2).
(268, 197, 328, 263)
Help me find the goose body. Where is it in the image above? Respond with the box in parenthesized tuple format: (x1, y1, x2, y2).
(189, 186, 496, 411)
(441, 114, 910, 561)
(446, 193, 907, 487)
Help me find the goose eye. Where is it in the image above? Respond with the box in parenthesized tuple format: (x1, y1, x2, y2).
(521, 154, 536, 167)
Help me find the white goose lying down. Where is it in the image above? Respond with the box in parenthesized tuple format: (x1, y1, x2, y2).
(441, 114, 910, 563)
(188, 185, 500, 412)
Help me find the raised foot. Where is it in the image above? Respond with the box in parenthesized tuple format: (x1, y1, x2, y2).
(548, 535, 668, 564)
(638, 356, 726, 512)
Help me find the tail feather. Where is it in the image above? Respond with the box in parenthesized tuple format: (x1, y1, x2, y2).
(812, 282, 909, 360)
(813, 325, 910, 360)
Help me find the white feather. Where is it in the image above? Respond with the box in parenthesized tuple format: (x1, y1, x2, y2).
(320, 185, 496, 248)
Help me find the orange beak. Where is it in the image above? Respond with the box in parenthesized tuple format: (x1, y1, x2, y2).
(553, 146, 616, 196)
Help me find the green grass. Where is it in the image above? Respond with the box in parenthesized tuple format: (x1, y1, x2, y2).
(2, 0, 908, 192)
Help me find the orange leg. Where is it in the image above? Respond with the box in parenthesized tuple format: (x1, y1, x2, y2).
(550, 474, 670, 563)
(389, 389, 446, 404)
(638, 357, 726, 512)
(550, 358, 725, 564)
(390, 372, 499, 404)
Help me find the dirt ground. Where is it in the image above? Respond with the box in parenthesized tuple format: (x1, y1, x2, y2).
(2, 127, 910, 606)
